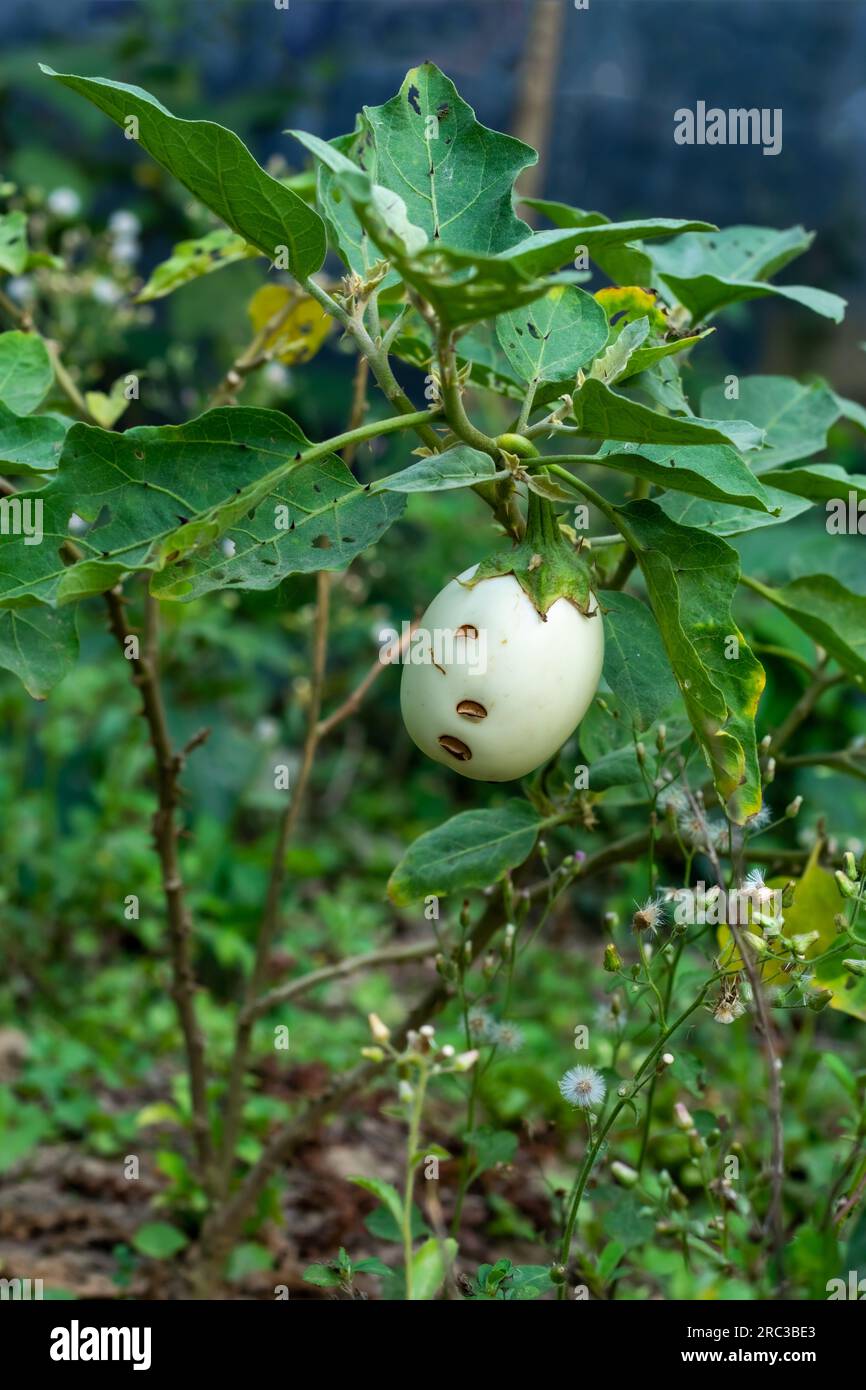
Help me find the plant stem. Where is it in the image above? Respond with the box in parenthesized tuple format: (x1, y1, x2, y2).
(403, 1069, 429, 1299)
(104, 587, 215, 1194)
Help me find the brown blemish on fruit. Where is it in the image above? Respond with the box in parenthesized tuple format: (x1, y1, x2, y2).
(455, 623, 478, 640)
(438, 734, 472, 761)
(456, 699, 487, 721)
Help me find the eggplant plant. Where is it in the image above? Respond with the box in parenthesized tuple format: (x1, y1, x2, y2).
(1, 60, 865, 1302)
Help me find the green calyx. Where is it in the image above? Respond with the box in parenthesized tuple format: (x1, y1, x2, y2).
(461, 486, 595, 620)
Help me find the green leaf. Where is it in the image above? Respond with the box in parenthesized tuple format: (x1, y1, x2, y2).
(496, 284, 609, 385)
(363, 64, 535, 254)
(353, 1257, 392, 1278)
(596, 439, 773, 512)
(658, 485, 812, 537)
(600, 590, 681, 732)
(772, 847, 866, 1021)
(466, 1127, 518, 1177)
(132, 1221, 188, 1259)
(746, 573, 866, 682)
(0, 604, 79, 698)
(588, 316, 649, 385)
(409, 1237, 456, 1301)
(617, 500, 765, 822)
(603, 1192, 654, 1251)
(701, 376, 841, 470)
(0, 400, 70, 476)
(650, 225, 846, 323)
(761, 463, 866, 507)
(349, 1175, 404, 1230)
(622, 328, 714, 381)
(597, 1240, 626, 1281)
(0, 409, 404, 607)
(41, 67, 326, 277)
(371, 444, 504, 494)
(388, 800, 542, 905)
(522, 200, 715, 281)
(135, 229, 260, 303)
(0, 332, 53, 414)
(573, 378, 762, 451)
(0, 211, 29, 275)
(302, 1263, 343, 1288)
(227, 1242, 273, 1281)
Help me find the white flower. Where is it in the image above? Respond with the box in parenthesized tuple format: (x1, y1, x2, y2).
(91, 276, 122, 305)
(47, 186, 81, 218)
(108, 209, 140, 237)
(491, 1020, 524, 1054)
(6, 275, 34, 304)
(467, 1006, 495, 1042)
(558, 1065, 606, 1110)
(632, 896, 666, 935)
(110, 235, 140, 265)
(742, 868, 775, 906)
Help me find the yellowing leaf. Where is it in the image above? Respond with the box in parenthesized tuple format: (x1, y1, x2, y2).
(85, 378, 131, 429)
(595, 286, 668, 332)
(773, 847, 866, 1022)
(247, 285, 331, 365)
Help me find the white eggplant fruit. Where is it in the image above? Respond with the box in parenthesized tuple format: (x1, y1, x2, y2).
(400, 563, 604, 782)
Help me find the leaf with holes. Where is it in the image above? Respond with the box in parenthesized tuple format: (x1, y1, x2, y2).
(0, 408, 403, 607)
(595, 440, 774, 512)
(496, 285, 609, 385)
(0, 211, 29, 275)
(136, 229, 261, 303)
(42, 67, 326, 277)
(650, 226, 846, 323)
(522, 201, 715, 283)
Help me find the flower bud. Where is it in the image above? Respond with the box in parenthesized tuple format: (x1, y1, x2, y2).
(782, 880, 796, 908)
(674, 1102, 694, 1130)
(611, 1161, 639, 1188)
(785, 796, 802, 818)
(453, 1049, 480, 1072)
(764, 757, 776, 784)
(603, 943, 622, 973)
(843, 851, 859, 880)
(368, 1012, 391, 1044)
(549, 1263, 567, 1285)
(807, 989, 833, 1013)
(843, 959, 866, 978)
(603, 910, 619, 933)
(742, 931, 768, 956)
(836, 871, 860, 899)
(656, 724, 667, 752)
(791, 931, 819, 955)
(835, 914, 849, 934)
(636, 742, 647, 765)
(361, 1046, 385, 1062)
(398, 1080, 414, 1103)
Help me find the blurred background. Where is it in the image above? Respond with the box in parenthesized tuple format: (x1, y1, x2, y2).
(0, 0, 864, 1299)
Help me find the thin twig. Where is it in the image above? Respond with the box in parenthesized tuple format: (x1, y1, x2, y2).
(245, 938, 438, 1024)
(104, 587, 215, 1193)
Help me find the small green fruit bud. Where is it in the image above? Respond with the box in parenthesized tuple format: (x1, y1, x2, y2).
(611, 1161, 639, 1188)
(603, 943, 622, 973)
(835, 870, 859, 899)
(843, 959, 866, 978)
